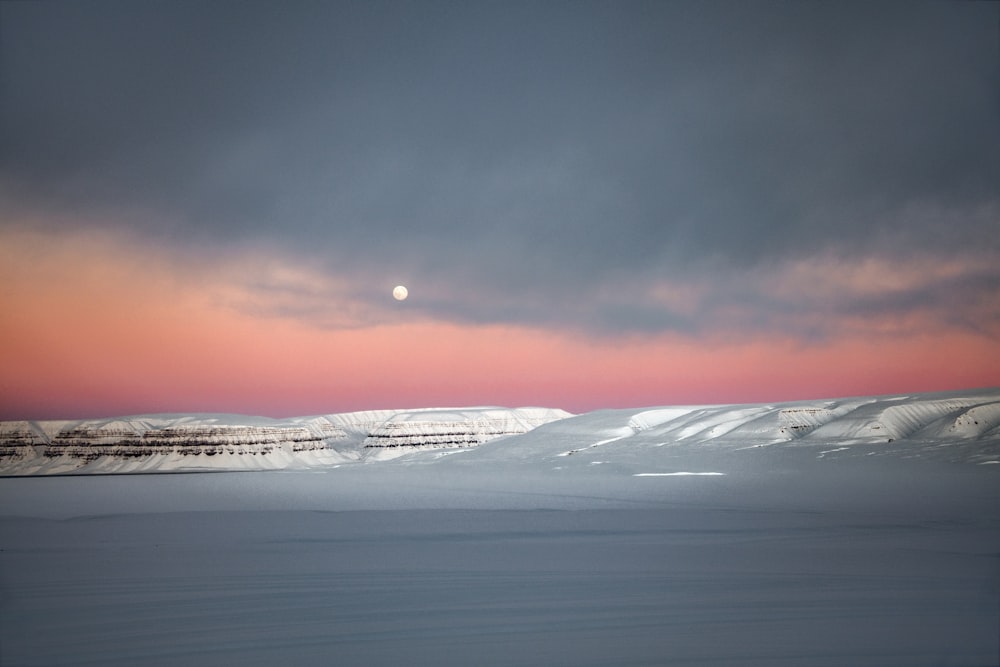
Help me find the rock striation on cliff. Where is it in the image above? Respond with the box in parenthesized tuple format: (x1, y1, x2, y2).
(0, 407, 572, 475)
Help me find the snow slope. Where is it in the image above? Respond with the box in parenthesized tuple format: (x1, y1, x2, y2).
(403, 388, 1000, 473)
(1, 389, 998, 475)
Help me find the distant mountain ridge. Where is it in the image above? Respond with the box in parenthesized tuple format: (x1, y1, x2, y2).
(2, 389, 999, 476)
(0, 407, 570, 475)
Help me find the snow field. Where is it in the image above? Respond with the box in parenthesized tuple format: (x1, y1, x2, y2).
(1, 472, 998, 667)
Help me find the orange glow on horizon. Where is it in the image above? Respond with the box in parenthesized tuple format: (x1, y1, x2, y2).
(1, 228, 997, 419)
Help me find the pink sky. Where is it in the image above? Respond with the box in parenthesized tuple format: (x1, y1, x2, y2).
(2, 228, 997, 420)
(3, 2, 998, 421)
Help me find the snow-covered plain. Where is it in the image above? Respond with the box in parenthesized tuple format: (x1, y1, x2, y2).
(1, 389, 999, 665)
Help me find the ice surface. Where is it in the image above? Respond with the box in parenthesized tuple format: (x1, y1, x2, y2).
(1, 389, 999, 665)
(1, 466, 997, 667)
(633, 471, 725, 476)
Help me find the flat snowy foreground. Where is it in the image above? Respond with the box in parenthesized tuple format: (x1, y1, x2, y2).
(2, 390, 998, 664)
(2, 460, 998, 666)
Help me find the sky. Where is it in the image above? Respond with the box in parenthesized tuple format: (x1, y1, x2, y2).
(1, 0, 998, 419)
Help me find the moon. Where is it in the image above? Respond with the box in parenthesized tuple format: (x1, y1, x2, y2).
(392, 285, 408, 301)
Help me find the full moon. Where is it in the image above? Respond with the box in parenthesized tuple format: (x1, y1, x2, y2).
(392, 285, 408, 301)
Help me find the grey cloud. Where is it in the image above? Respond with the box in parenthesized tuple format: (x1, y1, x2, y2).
(1, 0, 997, 335)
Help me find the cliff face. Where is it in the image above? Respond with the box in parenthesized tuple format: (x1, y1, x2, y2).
(362, 408, 570, 451)
(0, 407, 572, 475)
(47, 424, 339, 461)
(0, 421, 48, 461)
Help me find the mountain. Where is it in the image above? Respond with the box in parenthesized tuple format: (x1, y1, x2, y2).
(1, 389, 998, 476)
(0, 407, 570, 475)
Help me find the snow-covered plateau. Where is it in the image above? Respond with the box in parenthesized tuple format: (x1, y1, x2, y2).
(2, 388, 998, 475)
(1, 389, 998, 666)
(0, 407, 571, 475)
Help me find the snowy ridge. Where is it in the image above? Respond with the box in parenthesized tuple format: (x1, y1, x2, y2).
(322, 410, 408, 437)
(0, 407, 571, 475)
(363, 408, 570, 454)
(432, 388, 1000, 469)
(620, 393, 1000, 448)
(0, 413, 359, 476)
(1, 389, 998, 475)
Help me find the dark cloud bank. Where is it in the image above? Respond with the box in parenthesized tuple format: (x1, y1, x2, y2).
(2, 0, 998, 336)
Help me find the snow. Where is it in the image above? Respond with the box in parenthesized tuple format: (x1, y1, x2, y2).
(1, 389, 999, 665)
(362, 407, 568, 458)
(0, 406, 571, 475)
(2, 465, 997, 666)
(633, 471, 726, 476)
(4, 390, 998, 475)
